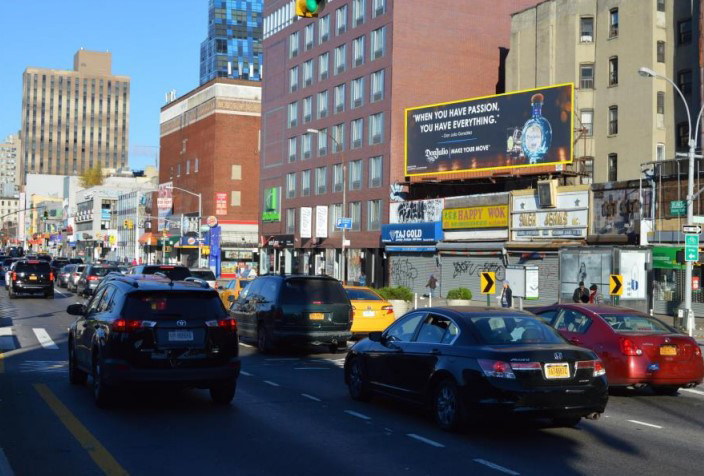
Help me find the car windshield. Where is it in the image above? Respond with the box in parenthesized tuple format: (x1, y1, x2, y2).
(601, 314, 673, 333)
(90, 267, 120, 277)
(281, 278, 348, 305)
(143, 266, 191, 281)
(15, 261, 51, 273)
(191, 270, 216, 281)
(123, 292, 226, 319)
(345, 288, 383, 301)
(470, 315, 566, 345)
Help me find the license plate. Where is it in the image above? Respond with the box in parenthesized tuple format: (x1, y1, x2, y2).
(544, 363, 570, 379)
(660, 345, 677, 356)
(363, 310, 375, 317)
(168, 331, 193, 342)
(309, 313, 325, 321)
(29, 275, 37, 281)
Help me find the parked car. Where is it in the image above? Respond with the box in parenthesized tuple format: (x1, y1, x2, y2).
(129, 264, 191, 281)
(58, 264, 76, 288)
(231, 275, 352, 353)
(189, 268, 217, 288)
(76, 265, 121, 297)
(8, 259, 55, 299)
(531, 304, 704, 395)
(67, 265, 86, 292)
(218, 278, 251, 308)
(66, 276, 240, 406)
(344, 286, 396, 337)
(345, 307, 609, 431)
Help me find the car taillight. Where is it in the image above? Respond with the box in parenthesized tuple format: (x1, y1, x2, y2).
(349, 307, 354, 323)
(49, 272, 54, 281)
(11, 272, 16, 281)
(510, 362, 541, 371)
(576, 360, 606, 377)
(619, 337, 643, 356)
(112, 319, 143, 332)
(88, 276, 99, 281)
(478, 359, 516, 379)
(218, 318, 238, 331)
(381, 305, 394, 315)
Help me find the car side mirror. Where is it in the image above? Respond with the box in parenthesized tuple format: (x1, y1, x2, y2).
(368, 331, 383, 342)
(67, 303, 86, 316)
(228, 295, 235, 303)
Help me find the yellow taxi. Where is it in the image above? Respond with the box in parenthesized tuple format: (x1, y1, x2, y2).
(344, 285, 396, 336)
(218, 278, 252, 308)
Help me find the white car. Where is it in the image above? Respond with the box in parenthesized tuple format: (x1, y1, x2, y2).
(188, 268, 217, 288)
(4, 261, 18, 289)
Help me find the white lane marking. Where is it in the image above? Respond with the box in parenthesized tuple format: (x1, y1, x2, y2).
(681, 388, 704, 396)
(294, 367, 330, 370)
(239, 342, 254, 348)
(0, 447, 16, 476)
(263, 380, 280, 387)
(19, 361, 68, 373)
(240, 371, 253, 376)
(628, 419, 663, 429)
(32, 328, 59, 350)
(0, 328, 15, 351)
(473, 459, 520, 475)
(344, 410, 372, 421)
(301, 393, 321, 402)
(53, 287, 67, 297)
(406, 433, 445, 448)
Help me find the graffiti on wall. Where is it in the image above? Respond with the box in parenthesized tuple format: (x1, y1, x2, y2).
(390, 258, 419, 289)
(451, 261, 505, 281)
(390, 199, 444, 224)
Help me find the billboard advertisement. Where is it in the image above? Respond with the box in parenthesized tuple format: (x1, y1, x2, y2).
(405, 83, 573, 176)
(262, 186, 281, 222)
(390, 199, 444, 224)
(215, 192, 228, 216)
(157, 182, 173, 232)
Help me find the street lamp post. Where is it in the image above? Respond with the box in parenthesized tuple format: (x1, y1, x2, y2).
(639, 66, 704, 336)
(308, 128, 347, 283)
(166, 185, 203, 267)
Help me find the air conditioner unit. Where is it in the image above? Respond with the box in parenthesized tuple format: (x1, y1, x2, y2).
(537, 179, 558, 208)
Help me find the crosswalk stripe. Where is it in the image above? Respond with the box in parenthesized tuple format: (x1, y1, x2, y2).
(32, 328, 59, 350)
(0, 327, 15, 351)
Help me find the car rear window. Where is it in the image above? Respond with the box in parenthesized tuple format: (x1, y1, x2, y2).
(90, 267, 120, 276)
(191, 270, 216, 281)
(122, 292, 226, 319)
(69, 258, 83, 264)
(143, 266, 191, 281)
(601, 314, 672, 333)
(15, 262, 51, 273)
(470, 316, 566, 345)
(280, 278, 348, 305)
(2, 259, 16, 266)
(345, 288, 383, 301)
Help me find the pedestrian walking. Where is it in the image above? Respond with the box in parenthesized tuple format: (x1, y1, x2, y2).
(500, 281, 513, 308)
(359, 271, 367, 286)
(572, 281, 589, 303)
(589, 284, 602, 304)
(426, 274, 438, 297)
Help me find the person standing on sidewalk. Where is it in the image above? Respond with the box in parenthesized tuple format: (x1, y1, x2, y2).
(589, 284, 603, 304)
(426, 274, 438, 298)
(573, 281, 589, 303)
(500, 281, 513, 308)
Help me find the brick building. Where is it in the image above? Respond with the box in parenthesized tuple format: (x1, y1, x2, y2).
(259, 0, 540, 285)
(159, 78, 261, 275)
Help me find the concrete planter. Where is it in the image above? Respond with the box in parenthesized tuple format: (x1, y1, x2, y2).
(388, 300, 411, 318)
(446, 299, 472, 307)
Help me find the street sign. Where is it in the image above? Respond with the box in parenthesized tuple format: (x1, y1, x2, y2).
(336, 217, 352, 230)
(480, 272, 496, 294)
(685, 233, 700, 262)
(670, 200, 686, 217)
(610, 274, 623, 296)
(683, 224, 702, 234)
(693, 216, 704, 224)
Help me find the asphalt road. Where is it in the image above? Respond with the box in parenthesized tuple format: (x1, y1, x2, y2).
(1, 282, 703, 476)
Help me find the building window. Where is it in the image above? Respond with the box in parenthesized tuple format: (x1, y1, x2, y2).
(609, 8, 619, 38)
(317, 90, 328, 118)
(288, 101, 298, 128)
(678, 122, 689, 148)
(303, 60, 313, 87)
(678, 18, 692, 45)
(332, 123, 345, 152)
(289, 66, 299, 92)
(334, 44, 347, 75)
(656, 143, 666, 162)
(319, 15, 330, 43)
(286, 208, 295, 234)
(349, 159, 363, 190)
(657, 41, 665, 63)
(351, 118, 363, 149)
(329, 203, 343, 234)
(608, 106, 618, 135)
(286, 172, 296, 199)
(336, 5, 348, 35)
(367, 200, 381, 231)
(186, 160, 190, 175)
(580, 157, 594, 185)
(371, 69, 384, 102)
(678, 69, 692, 95)
(350, 202, 361, 231)
(369, 112, 384, 145)
(657, 91, 665, 114)
(657, 0, 665, 12)
(302, 169, 311, 196)
(580, 110, 593, 136)
(303, 96, 313, 124)
(304, 24, 314, 50)
(332, 163, 343, 192)
(608, 154, 618, 181)
(231, 165, 241, 180)
(288, 136, 297, 162)
(608, 56, 618, 86)
(580, 17, 593, 42)
(302, 133, 312, 159)
(353, 35, 365, 67)
(334, 83, 346, 113)
(231, 191, 241, 207)
(177, 163, 181, 177)
(369, 156, 382, 188)
(289, 31, 299, 58)
(373, 0, 386, 18)
(194, 158, 199, 173)
(580, 64, 594, 89)
(319, 52, 329, 80)
(318, 129, 328, 156)
(370, 26, 386, 60)
(316, 166, 327, 195)
(351, 77, 364, 109)
(352, 0, 366, 27)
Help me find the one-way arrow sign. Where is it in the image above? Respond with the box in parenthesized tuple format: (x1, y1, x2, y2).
(480, 272, 496, 294)
(610, 274, 623, 296)
(683, 224, 702, 234)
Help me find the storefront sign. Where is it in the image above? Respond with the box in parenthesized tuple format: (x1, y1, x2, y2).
(511, 189, 588, 241)
(652, 246, 685, 270)
(405, 84, 573, 177)
(266, 234, 294, 248)
(224, 250, 254, 260)
(442, 205, 508, 229)
(300, 207, 312, 239)
(316, 206, 328, 238)
(390, 199, 444, 224)
(262, 187, 281, 222)
(382, 222, 443, 244)
(216, 193, 228, 216)
(206, 216, 218, 227)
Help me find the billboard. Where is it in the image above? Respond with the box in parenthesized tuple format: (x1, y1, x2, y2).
(215, 192, 228, 216)
(262, 186, 281, 222)
(405, 83, 573, 176)
(390, 199, 444, 224)
(157, 182, 173, 232)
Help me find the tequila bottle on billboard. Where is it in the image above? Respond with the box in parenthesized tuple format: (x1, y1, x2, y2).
(521, 93, 552, 163)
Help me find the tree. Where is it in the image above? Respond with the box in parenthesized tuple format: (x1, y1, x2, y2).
(79, 163, 104, 188)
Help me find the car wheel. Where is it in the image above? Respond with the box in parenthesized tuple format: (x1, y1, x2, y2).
(347, 357, 371, 402)
(653, 385, 680, 396)
(553, 416, 582, 428)
(68, 343, 87, 385)
(92, 353, 114, 407)
(210, 380, 237, 405)
(257, 323, 273, 354)
(433, 378, 465, 432)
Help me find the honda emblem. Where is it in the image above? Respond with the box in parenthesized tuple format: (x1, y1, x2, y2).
(554, 352, 563, 360)
(177, 320, 187, 327)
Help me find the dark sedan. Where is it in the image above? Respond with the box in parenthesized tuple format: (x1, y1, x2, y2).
(344, 307, 608, 431)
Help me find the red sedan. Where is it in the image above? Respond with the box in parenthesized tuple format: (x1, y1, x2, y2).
(531, 304, 703, 395)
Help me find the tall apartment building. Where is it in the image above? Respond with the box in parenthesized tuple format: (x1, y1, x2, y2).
(260, 0, 540, 285)
(20, 49, 130, 182)
(200, 0, 264, 84)
(0, 134, 20, 196)
(507, 0, 700, 183)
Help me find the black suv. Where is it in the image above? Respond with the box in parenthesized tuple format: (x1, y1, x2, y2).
(231, 275, 352, 353)
(129, 264, 191, 281)
(77, 265, 121, 297)
(8, 259, 54, 299)
(66, 276, 240, 406)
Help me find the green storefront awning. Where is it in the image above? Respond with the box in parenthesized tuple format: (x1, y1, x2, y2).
(652, 246, 685, 270)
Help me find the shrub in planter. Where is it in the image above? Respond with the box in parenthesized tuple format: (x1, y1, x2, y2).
(376, 286, 414, 302)
(446, 288, 472, 300)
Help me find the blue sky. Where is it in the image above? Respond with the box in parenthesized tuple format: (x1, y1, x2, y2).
(0, 0, 207, 171)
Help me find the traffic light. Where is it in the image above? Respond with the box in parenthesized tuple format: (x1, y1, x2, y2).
(296, 0, 325, 17)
